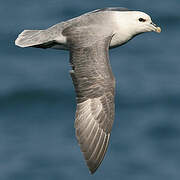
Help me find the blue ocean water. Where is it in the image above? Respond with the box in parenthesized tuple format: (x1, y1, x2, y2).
(0, 0, 180, 179)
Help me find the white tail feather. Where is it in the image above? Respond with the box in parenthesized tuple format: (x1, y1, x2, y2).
(15, 30, 47, 48)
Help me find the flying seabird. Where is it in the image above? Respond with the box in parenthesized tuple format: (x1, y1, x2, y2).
(15, 7, 161, 174)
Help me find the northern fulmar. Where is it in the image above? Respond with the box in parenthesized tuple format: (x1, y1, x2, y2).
(15, 7, 161, 174)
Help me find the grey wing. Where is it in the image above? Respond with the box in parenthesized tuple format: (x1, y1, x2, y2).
(64, 26, 115, 173)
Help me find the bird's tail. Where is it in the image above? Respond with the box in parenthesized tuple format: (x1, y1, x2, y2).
(15, 30, 54, 48)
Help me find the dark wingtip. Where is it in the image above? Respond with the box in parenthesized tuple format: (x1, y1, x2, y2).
(89, 167, 97, 175)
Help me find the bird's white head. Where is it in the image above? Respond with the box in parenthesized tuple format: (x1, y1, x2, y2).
(110, 10, 161, 48)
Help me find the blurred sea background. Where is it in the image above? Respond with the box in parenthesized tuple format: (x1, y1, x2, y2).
(0, 0, 180, 179)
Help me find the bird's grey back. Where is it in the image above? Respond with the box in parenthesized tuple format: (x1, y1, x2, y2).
(40, 10, 113, 49)
(53, 9, 112, 31)
(60, 7, 131, 28)
(91, 7, 131, 13)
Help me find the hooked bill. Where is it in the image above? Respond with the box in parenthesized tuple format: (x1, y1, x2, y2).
(156, 27, 161, 33)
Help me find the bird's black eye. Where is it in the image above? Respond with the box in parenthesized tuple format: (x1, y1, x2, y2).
(139, 18, 146, 22)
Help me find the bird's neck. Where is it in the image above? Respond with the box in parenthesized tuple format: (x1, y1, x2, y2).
(110, 30, 133, 48)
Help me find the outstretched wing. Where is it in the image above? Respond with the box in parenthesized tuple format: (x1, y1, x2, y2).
(63, 26, 115, 174)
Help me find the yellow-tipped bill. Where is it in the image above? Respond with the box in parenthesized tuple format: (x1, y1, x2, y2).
(156, 27, 161, 33)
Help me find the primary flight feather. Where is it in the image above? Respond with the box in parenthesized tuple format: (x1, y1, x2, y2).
(15, 7, 161, 174)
